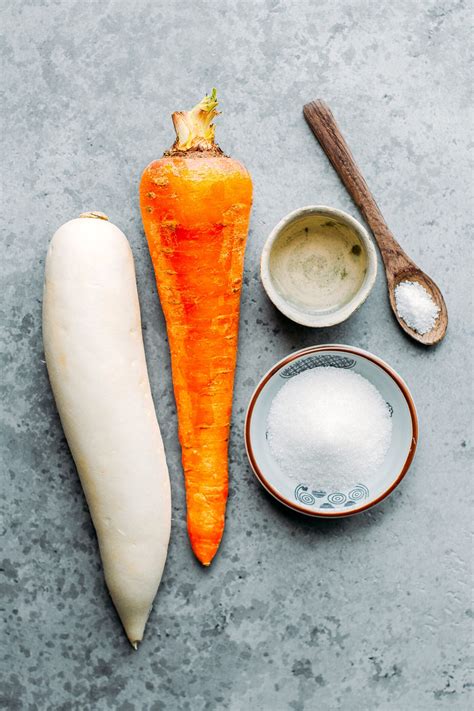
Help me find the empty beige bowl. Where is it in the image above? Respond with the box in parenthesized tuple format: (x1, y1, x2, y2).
(260, 206, 378, 327)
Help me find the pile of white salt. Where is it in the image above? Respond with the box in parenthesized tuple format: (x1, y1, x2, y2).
(394, 280, 440, 335)
(267, 367, 392, 491)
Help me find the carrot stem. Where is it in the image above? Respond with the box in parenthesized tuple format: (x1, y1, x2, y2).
(171, 88, 220, 152)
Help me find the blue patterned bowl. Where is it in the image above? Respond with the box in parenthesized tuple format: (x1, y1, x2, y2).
(244, 345, 418, 517)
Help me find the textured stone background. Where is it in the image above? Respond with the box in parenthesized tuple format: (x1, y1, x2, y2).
(1, 1, 472, 709)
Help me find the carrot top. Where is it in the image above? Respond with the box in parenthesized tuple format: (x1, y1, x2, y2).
(170, 88, 221, 153)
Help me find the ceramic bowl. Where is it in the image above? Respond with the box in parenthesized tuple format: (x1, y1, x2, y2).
(260, 205, 378, 327)
(245, 345, 418, 517)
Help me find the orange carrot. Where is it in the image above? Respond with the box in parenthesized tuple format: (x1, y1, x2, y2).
(140, 90, 252, 566)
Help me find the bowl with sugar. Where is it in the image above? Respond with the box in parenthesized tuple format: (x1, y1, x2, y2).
(245, 345, 418, 517)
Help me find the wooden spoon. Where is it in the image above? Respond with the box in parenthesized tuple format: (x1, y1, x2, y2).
(303, 100, 447, 346)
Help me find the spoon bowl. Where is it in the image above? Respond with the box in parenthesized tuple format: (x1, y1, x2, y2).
(388, 267, 448, 346)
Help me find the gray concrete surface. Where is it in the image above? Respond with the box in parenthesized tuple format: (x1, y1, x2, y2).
(1, 1, 472, 709)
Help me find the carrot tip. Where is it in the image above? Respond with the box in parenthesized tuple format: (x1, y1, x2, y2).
(192, 542, 219, 567)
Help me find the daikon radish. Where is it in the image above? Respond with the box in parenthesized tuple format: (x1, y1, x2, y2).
(43, 212, 171, 648)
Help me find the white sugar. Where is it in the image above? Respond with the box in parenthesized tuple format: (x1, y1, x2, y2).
(394, 280, 440, 335)
(267, 367, 392, 491)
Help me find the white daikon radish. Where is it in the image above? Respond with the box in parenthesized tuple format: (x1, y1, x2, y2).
(43, 212, 171, 648)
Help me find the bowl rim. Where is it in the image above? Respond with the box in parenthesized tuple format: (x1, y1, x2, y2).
(244, 344, 419, 518)
(260, 205, 378, 327)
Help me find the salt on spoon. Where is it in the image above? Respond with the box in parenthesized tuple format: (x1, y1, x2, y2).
(394, 280, 440, 335)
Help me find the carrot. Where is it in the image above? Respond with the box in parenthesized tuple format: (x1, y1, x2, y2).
(140, 89, 252, 566)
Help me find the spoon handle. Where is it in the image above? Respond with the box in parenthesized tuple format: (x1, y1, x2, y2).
(303, 100, 412, 277)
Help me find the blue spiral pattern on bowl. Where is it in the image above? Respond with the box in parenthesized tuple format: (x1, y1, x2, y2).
(294, 484, 316, 505)
(348, 484, 370, 501)
(294, 483, 370, 509)
(327, 492, 346, 505)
